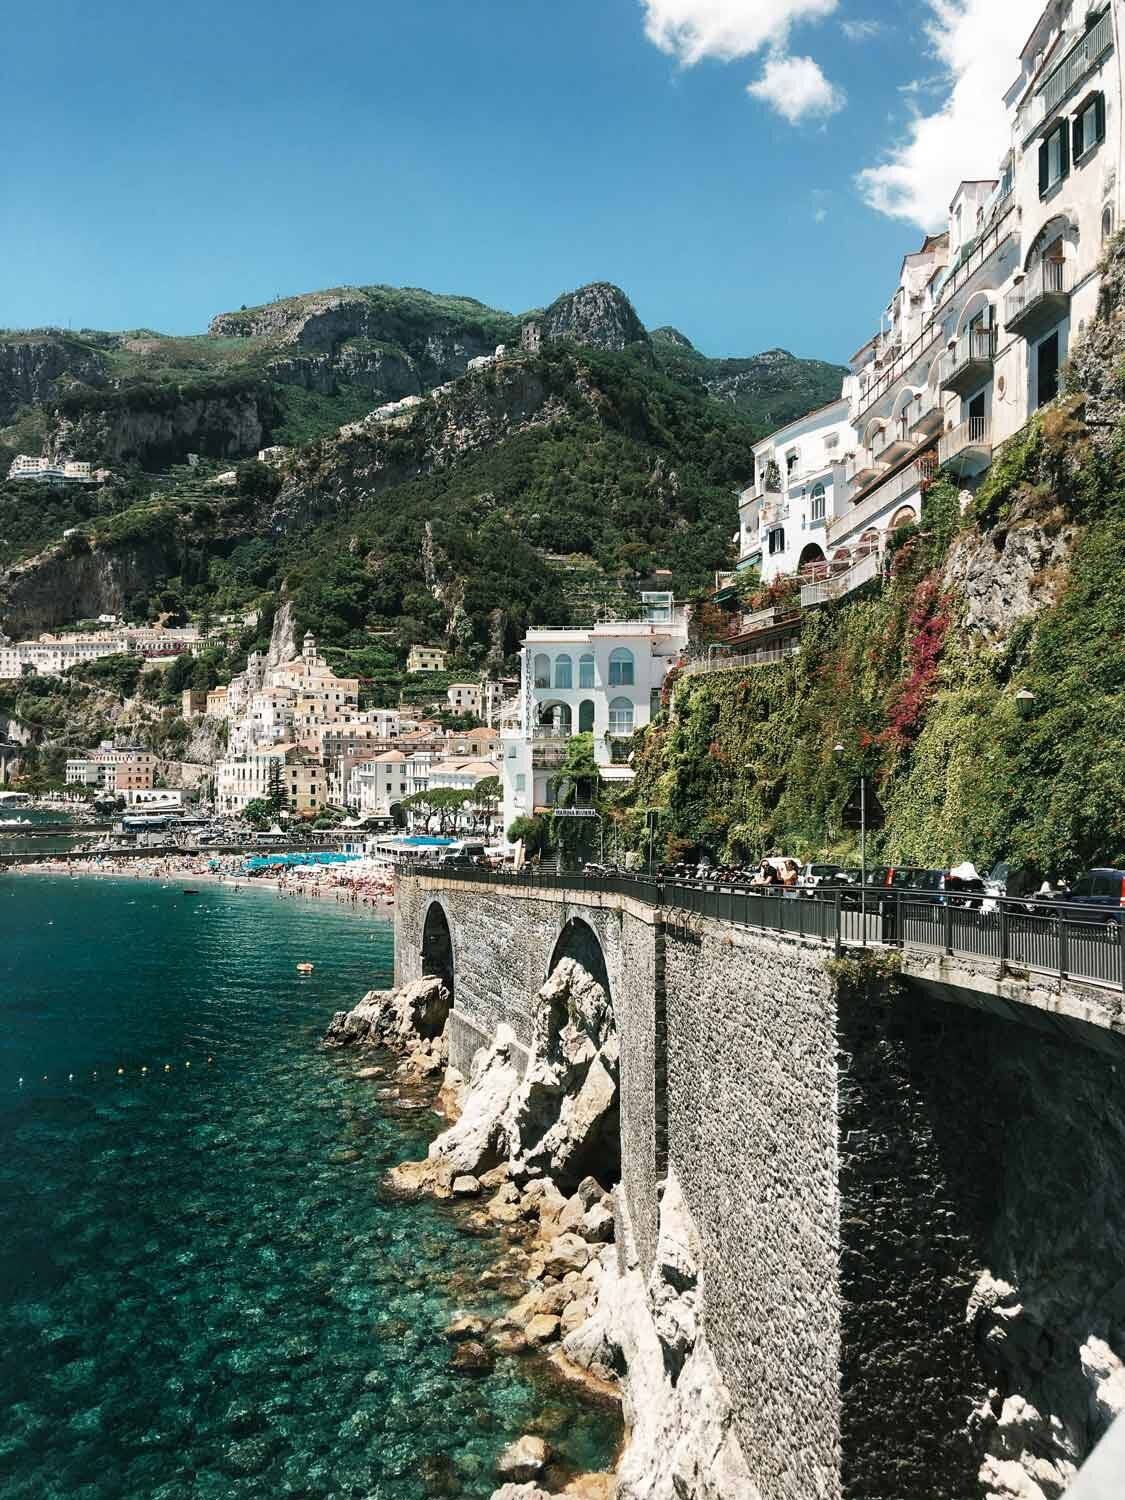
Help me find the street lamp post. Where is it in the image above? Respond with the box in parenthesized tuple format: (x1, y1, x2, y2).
(834, 742, 866, 928)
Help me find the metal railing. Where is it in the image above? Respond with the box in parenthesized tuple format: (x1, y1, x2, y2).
(801, 548, 881, 607)
(1004, 258, 1069, 325)
(935, 201, 1019, 314)
(1019, 8, 1113, 137)
(679, 642, 801, 675)
(938, 416, 992, 466)
(832, 456, 936, 545)
(854, 325, 944, 425)
(941, 328, 997, 386)
(398, 864, 1125, 993)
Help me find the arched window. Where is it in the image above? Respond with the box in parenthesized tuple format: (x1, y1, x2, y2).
(608, 648, 634, 686)
(608, 697, 634, 736)
(554, 654, 572, 690)
(533, 653, 550, 689)
(578, 699, 595, 733)
(889, 506, 916, 531)
(809, 482, 826, 521)
(578, 653, 595, 689)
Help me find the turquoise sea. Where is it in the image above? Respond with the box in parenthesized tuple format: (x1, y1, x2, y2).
(0, 876, 619, 1499)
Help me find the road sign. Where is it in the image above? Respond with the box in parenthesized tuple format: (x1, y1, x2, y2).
(553, 807, 599, 818)
(842, 779, 885, 831)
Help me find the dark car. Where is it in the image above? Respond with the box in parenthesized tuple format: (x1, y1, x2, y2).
(1062, 868, 1125, 924)
(984, 861, 1039, 902)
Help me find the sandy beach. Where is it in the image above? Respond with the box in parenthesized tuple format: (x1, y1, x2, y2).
(8, 852, 396, 911)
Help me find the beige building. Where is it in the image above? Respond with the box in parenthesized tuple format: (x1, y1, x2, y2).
(406, 645, 447, 673)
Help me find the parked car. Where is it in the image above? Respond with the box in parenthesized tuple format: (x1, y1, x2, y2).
(983, 861, 1039, 902)
(1060, 868, 1125, 924)
(798, 863, 850, 895)
(435, 841, 488, 868)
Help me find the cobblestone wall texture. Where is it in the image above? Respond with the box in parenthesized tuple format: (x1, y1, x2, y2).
(663, 919, 841, 1500)
(395, 877, 662, 1271)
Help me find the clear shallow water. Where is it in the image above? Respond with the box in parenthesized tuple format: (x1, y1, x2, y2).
(0, 876, 619, 1499)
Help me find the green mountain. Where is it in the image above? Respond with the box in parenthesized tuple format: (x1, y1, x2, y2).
(648, 326, 844, 431)
(0, 280, 843, 695)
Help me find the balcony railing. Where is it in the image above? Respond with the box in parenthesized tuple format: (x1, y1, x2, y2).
(938, 416, 991, 468)
(736, 606, 801, 637)
(934, 200, 1018, 315)
(759, 501, 790, 529)
(1018, 8, 1113, 138)
(800, 549, 881, 608)
(830, 455, 937, 546)
(1004, 258, 1070, 339)
(854, 325, 943, 425)
(940, 328, 997, 396)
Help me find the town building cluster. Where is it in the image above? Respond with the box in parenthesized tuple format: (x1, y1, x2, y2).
(0, 624, 208, 679)
(206, 632, 503, 823)
(736, 0, 1120, 613)
(6, 455, 109, 484)
(65, 745, 159, 801)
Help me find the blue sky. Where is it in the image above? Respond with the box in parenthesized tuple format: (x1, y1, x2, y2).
(1, 0, 1038, 362)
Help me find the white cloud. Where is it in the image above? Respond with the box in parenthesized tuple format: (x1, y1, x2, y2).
(640, 0, 839, 66)
(747, 51, 845, 123)
(841, 18, 882, 42)
(856, 0, 1043, 229)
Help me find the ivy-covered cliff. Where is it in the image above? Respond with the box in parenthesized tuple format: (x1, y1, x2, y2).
(622, 247, 1125, 882)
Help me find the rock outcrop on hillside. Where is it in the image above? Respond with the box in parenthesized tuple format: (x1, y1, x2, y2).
(45, 386, 275, 468)
(528, 284, 649, 355)
(0, 335, 108, 423)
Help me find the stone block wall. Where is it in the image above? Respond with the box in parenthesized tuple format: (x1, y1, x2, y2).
(662, 917, 842, 1500)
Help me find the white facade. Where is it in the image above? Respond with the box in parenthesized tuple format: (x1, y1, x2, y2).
(7, 455, 95, 483)
(501, 600, 688, 839)
(746, 1, 1124, 598)
(738, 399, 855, 583)
(1, 637, 129, 679)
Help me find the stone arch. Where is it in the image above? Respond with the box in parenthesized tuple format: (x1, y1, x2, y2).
(891, 385, 922, 424)
(421, 900, 455, 1002)
(1024, 211, 1078, 271)
(798, 542, 827, 578)
(889, 505, 917, 531)
(955, 291, 997, 337)
(548, 916, 612, 1001)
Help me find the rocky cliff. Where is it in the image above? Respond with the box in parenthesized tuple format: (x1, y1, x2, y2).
(0, 335, 108, 423)
(46, 384, 278, 468)
(529, 284, 650, 355)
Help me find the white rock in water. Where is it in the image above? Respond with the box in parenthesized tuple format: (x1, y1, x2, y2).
(495, 1434, 550, 1482)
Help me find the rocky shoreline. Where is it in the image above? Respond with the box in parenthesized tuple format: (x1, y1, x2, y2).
(325, 963, 756, 1500)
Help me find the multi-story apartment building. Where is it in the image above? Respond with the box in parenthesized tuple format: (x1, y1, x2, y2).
(500, 594, 688, 838)
(738, 399, 856, 583)
(743, 0, 1122, 611)
(7, 455, 95, 484)
(1, 635, 130, 679)
(65, 747, 157, 794)
(216, 745, 326, 816)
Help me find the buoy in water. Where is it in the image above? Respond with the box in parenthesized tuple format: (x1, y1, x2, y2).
(296, 963, 314, 974)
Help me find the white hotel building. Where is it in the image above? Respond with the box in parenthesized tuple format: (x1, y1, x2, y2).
(740, 0, 1123, 600)
(500, 594, 688, 838)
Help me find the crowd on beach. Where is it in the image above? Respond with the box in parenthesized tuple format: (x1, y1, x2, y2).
(9, 852, 396, 909)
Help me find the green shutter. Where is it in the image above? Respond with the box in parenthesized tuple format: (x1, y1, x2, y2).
(1096, 92, 1106, 145)
(1073, 112, 1085, 162)
(1060, 122, 1070, 180)
(1039, 139, 1050, 196)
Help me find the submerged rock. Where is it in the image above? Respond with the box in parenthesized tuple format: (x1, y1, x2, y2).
(496, 1433, 550, 1482)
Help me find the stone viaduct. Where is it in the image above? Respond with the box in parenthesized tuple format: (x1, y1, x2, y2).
(395, 868, 1125, 1500)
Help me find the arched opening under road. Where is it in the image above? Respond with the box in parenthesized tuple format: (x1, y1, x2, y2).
(421, 901, 455, 1003)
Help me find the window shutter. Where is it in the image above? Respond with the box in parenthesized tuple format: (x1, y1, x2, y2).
(1060, 123, 1070, 180)
(1096, 92, 1106, 145)
(1039, 139, 1049, 195)
(1073, 113, 1085, 162)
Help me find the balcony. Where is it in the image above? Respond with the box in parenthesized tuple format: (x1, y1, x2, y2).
(909, 389, 943, 440)
(1017, 8, 1113, 139)
(759, 500, 790, 529)
(829, 454, 937, 549)
(940, 328, 996, 398)
(938, 417, 992, 476)
(846, 450, 885, 488)
(875, 416, 914, 466)
(531, 732, 570, 769)
(801, 549, 880, 608)
(1004, 259, 1070, 341)
(735, 606, 801, 640)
